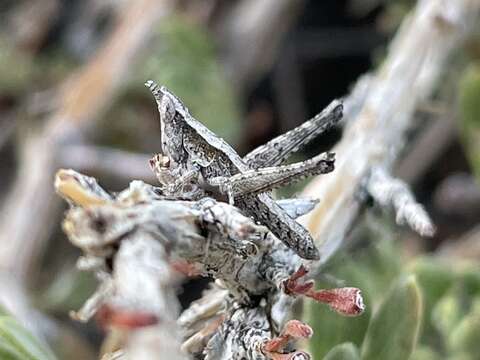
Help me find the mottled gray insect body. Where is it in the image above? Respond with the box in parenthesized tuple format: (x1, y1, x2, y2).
(243, 99, 343, 169)
(209, 152, 335, 200)
(145, 80, 342, 260)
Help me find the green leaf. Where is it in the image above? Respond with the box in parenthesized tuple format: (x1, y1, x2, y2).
(0, 337, 27, 360)
(410, 258, 454, 307)
(361, 275, 422, 360)
(447, 354, 474, 360)
(38, 267, 96, 313)
(458, 62, 480, 180)
(410, 257, 454, 344)
(139, 16, 241, 144)
(305, 260, 372, 358)
(410, 346, 441, 360)
(431, 290, 463, 341)
(0, 316, 57, 360)
(458, 266, 480, 297)
(323, 342, 360, 360)
(447, 298, 480, 356)
(306, 295, 371, 359)
(0, 303, 10, 316)
(306, 235, 402, 358)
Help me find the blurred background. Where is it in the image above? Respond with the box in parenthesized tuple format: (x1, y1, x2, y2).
(0, 0, 479, 359)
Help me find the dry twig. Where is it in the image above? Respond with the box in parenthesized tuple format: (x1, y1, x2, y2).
(302, 0, 479, 263)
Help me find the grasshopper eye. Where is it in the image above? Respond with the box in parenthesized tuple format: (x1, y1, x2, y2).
(149, 154, 170, 170)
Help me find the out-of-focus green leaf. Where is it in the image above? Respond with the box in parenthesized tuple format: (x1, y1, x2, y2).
(0, 39, 35, 94)
(410, 258, 454, 309)
(410, 257, 454, 344)
(307, 233, 402, 358)
(100, 16, 241, 152)
(447, 298, 480, 357)
(305, 219, 480, 359)
(431, 290, 463, 342)
(0, 337, 27, 360)
(459, 265, 480, 297)
(458, 63, 480, 180)
(323, 342, 360, 360)
(410, 346, 440, 360)
(306, 256, 373, 358)
(0, 36, 72, 96)
(38, 267, 96, 313)
(361, 275, 422, 360)
(447, 354, 474, 360)
(0, 303, 10, 316)
(0, 316, 56, 360)
(138, 16, 241, 144)
(306, 293, 371, 359)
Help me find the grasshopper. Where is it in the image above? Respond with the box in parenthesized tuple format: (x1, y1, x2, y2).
(145, 81, 342, 260)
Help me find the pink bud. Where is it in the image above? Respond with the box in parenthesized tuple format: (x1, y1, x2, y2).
(96, 304, 159, 329)
(283, 266, 365, 317)
(267, 351, 311, 360)
(262, 320, 313, 355)
(311, 287, 365, 316)
(281, 320, 313, 339)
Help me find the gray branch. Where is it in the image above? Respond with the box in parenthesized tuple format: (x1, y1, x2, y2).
(55, 168, 356, 359)
(366, 166, 435, 237)
(301, 0, 479, 264)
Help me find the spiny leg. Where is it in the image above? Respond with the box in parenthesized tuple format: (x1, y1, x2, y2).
(238, 193, 320, 260)
(208, 152, 335, 200)
(243, 100, 343, 169)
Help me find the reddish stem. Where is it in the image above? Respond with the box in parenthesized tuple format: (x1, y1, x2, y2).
(283, 266, 365, 316)
(96, 304, 159, 330)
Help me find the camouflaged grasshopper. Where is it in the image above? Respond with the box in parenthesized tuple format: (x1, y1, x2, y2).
(145, 80, 343, 260)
